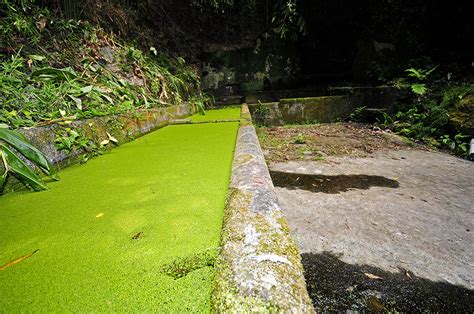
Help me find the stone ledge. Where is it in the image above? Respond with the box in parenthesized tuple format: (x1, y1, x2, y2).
(248, 96, 355, 126)
(212, 104, 314, 312)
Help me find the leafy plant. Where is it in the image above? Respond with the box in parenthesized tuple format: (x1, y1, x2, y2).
(0, 127, 57, 192)
(405, 66, 438, 81)
(31, 67, 78, 82)
(253, 102, 271, 126)
(294, 133, 306, 144)
(348, 106, 367, 122)
(404, 66, 438, 96)
(54, 128, 89, 153)
(441, 134, 469, 155)
(410, 83, 428, 96)
(379, 84, 472, 158)
(189, 93, 214, 115)
(272, 0, 306, 41)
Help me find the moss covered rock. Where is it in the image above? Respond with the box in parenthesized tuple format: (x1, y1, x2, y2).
(450, 93, 474, 136)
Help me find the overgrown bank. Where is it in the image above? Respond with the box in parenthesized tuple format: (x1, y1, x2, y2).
(0, 1, 208, 129)
(379, 68, 473, 158)
(1, 1, 212, 191)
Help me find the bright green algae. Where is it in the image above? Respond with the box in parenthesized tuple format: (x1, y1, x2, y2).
(0, 122, 239, 311)
(190, 106, 241, 122)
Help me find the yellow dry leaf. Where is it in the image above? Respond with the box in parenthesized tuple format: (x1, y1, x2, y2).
(364, 272, 383, 280)
(0, 249, 39, 271)
(36, 18, 47, 32)
(107, 132, 118, 144)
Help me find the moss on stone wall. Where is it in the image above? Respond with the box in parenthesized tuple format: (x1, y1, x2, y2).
(212, 111, 314, 312)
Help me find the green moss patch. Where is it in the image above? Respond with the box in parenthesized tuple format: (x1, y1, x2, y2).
(0, 122, 239, 311)
(190, 107, 241, 122)
(160, 248, 217, 279)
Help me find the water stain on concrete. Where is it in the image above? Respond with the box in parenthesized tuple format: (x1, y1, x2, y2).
(270, 171, 399, 194)
(302, 252, 474, 312)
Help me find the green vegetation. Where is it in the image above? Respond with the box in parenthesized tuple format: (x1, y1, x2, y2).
(348, 106, 367, 122)
(382, 82, 474, 157)
(0, 1, 203, 129)
(174, 0, 306, 41)
(190, 106, 241, 122)
(252, 102, 272, 126)
(293, 133, 306, 144)
(0, 121, 239, 311)
(0, 127, 57, 192)
(0, 1, 216, 191)
(404, 66, 438, 96)
(271, 0, 306, 41)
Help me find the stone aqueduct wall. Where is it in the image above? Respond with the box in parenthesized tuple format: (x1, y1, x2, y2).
(212, 105, 314, 312)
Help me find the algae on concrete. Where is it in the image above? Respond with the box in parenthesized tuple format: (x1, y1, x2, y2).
(248, 96, 356, 126)
(212, 114, 314, 312)
(0, 122, 239, 311)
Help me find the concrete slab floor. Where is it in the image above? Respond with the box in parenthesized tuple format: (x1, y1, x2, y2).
(269, 149, 474, 311)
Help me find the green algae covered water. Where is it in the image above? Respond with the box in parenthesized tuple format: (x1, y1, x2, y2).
(0, 114, 239, 311)
(190, 106, 241, 122)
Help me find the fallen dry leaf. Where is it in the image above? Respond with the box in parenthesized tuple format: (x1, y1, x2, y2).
(0, 249, 39, 270)
(364, 272, 383, 280)
(106, 132, 118, 144)
(36, 18, 47, 32)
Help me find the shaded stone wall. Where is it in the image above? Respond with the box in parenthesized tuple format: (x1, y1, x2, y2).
(247, 86, 410, 126)
(201, 34, 300, 102)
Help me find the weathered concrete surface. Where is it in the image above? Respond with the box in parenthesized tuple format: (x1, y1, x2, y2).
(213, 105, 314, 312)
(269, 149, 474, 290)
(244, 85, 407, 108)
(328, 85, 410, 113)
(249, 96, 356, 126)
(244, 88, 328, 104)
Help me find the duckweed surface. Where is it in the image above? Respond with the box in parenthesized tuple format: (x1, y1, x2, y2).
(0, 122, 239, 311)
(190, 106, 241, 122)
